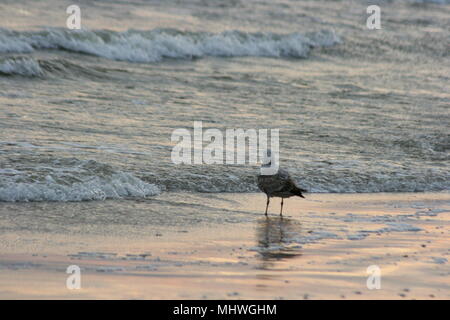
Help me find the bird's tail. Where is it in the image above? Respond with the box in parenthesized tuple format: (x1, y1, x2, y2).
(293, 186, 306, 198)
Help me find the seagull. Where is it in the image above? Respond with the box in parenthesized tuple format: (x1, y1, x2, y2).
(257, 153, 306, 216)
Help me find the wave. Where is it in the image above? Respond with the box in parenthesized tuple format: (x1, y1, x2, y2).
(146, 166, 450, 194)
(0, 56, 114, 78)
(0, 159, 160, 202)
(1, 141, 448, 202)
(0, 57, 44, 77)
(1, 159, 448, 202)
(0, 28, 340, 62)
(1, 166, 448, 202)
(0, 173, 160, 202)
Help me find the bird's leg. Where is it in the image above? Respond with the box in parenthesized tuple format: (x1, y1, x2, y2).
(280, 198, 284, 216)
(265, 195, 270, 216)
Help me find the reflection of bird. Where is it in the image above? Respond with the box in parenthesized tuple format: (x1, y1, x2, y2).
(256, 217, 302, 268)
(257, 152, 307, 216)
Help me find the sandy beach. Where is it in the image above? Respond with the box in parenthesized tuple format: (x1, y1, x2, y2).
(0, 192, 448, 299)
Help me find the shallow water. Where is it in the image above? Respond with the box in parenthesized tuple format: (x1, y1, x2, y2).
(0, 193, 448, 299)
(0, 0, 449, 201)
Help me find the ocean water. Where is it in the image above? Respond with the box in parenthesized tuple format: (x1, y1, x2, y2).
(0, 0, 449, 202)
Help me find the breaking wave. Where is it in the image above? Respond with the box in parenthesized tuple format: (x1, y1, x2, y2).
(0, 56, 114, 78)
(0, 173, 160, 202)
(0, 57, 44, 77)
(0, 159, 160, 202)
(0, 28, 340, 62)
(1, 165, 448, 202)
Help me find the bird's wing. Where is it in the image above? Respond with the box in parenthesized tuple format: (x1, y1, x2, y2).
(279, 168, 302, 190)
(258, 168, 292, 194)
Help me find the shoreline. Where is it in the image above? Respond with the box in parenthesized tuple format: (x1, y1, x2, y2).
(0, 192, 449, 299)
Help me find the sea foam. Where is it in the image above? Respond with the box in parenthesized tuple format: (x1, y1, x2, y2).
(0, 28, 340, 62)
(0, 171, 160, 202)
(0, 57, 44, 77)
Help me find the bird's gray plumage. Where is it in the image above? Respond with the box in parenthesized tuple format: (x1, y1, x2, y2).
(258, 167, 306, 216)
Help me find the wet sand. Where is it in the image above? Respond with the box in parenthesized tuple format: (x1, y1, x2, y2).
(0, 192, 449, 299)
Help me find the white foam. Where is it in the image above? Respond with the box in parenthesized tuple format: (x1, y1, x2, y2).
(0, 172, 160, 202)
(0, 57, 44, 77)
(380, 223, 422, 232)
(300, 231, 340, 244)
(0, 28, 340, 62)
(430, 257, 448, 264)
(347, 233, 369, 241)
(0, 33, 34, 53)
(96, 266, 125, 273)
(347, 222, 422, 241)
(415, 209, 450, 217)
